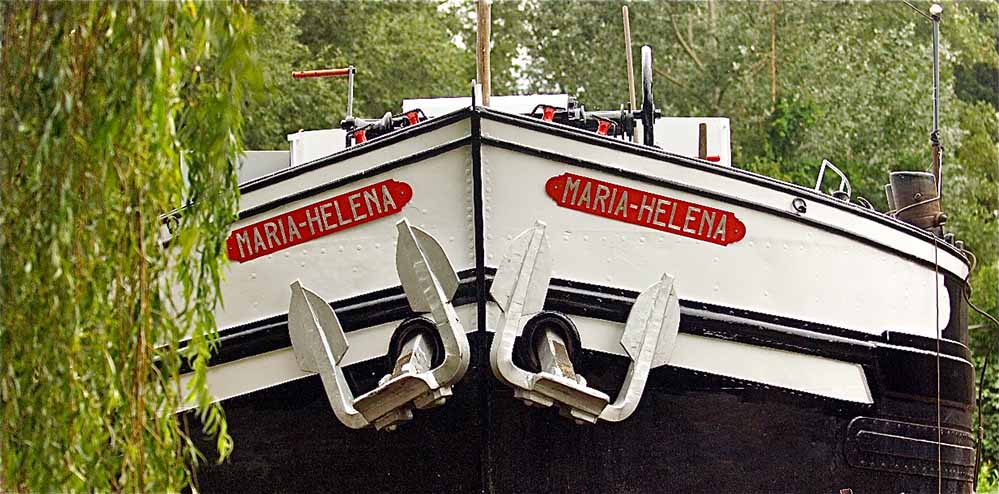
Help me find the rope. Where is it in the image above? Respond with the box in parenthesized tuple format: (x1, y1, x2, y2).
(889, 195, 941, 219)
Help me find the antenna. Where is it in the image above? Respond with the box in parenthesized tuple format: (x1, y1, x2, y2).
(929, 4, 942, 198)
(902, 1, 945, 199)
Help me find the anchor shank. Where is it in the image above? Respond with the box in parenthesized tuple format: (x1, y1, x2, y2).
(391, 333, 434, 377)
(535, 327, 577, 380)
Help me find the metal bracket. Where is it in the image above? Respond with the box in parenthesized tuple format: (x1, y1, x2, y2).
(288, 218, 470, 430)
(815, 159, 852, 201)
(489, 221, 680, 424)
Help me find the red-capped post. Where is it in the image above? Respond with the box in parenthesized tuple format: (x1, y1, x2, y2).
(292, 65, 355, 120)
(291, 68, 352, 79)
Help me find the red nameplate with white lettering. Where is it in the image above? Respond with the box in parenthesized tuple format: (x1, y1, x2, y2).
(226, 179, 412, 262)
(545, 173, 745, 246)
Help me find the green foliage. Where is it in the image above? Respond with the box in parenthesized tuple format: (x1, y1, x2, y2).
(244, 0, 474, 150)
(980, 460, 999, 493)
(767, 95, 817, 161)
(0, 2, 254, 491)
(243, 2, 340, 151)
(951, 100, 999, 468)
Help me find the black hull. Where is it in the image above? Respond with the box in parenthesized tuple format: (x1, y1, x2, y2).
(191, 334, 975, 494)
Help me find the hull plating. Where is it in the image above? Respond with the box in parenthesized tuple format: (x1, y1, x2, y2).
(177, 108, 975, 492)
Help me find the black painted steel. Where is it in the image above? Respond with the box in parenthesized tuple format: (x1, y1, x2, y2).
(845, 417, 977, 482)
(190, 334, 974, 494)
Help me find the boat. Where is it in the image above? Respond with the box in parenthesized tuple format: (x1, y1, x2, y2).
(173, 32, 979, 494)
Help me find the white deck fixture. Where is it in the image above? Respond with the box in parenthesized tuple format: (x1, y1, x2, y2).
(288, 128, 347, 167)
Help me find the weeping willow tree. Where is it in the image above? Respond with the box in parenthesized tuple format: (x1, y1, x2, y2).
(1, 2, 257, 491)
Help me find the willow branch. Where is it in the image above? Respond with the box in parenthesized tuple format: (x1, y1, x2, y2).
(671, 14, 704, 71)
(654, 67, 684, 87)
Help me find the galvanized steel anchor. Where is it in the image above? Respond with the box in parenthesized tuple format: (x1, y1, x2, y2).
(287, 219, 470, 430)
(489, 221, 680, 424)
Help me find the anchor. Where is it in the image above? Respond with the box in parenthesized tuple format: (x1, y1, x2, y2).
(287, 218, 470, 430)
(489, 221, 680, 424)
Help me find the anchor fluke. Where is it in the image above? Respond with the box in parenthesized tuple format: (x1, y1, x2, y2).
(620, 273, 680, 369)
(599, 274, 680, 422)
(288, 280, 368, 429)
(396, 218, 459, 310)
(490, 220, 551, 319)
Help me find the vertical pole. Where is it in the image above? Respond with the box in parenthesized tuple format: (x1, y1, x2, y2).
(930, 7, 942, 197)
(641, 45, 655, 147)
(769, 1, 778, 110)
(476, 0, 492, 106)
(623, 6, 637, 110)
(346, 66, 355, 120)
(623, 6, 638, 143)
(698, 123, 708, 159)
(931, 12, 940, 137)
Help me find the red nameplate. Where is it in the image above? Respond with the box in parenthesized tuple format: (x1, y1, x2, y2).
(226, 179, 412, 262)
(545, 173, 745, 246)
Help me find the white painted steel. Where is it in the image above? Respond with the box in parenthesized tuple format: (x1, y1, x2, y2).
(177, 303, 479, 411)
(240, 119, 470, 212)
(481, 118, 967, 279)
(485, 306, 873, 404)
(653, 117, 732, 167)
(177, 347, 310, 413)
(287, 128, 347, 167)
(480, 119, 960, 338)
(213, 145, 475, 331)
(239, 151, 290, 184)
(673, 329, 874, 404)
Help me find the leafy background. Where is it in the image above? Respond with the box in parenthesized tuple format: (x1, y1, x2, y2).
(1, 1, 995, 492)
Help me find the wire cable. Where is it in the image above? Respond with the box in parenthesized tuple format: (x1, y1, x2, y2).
(902, 0, 934, 21)
(932, 235, 942, 494)
(958, 248, 999, 486)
